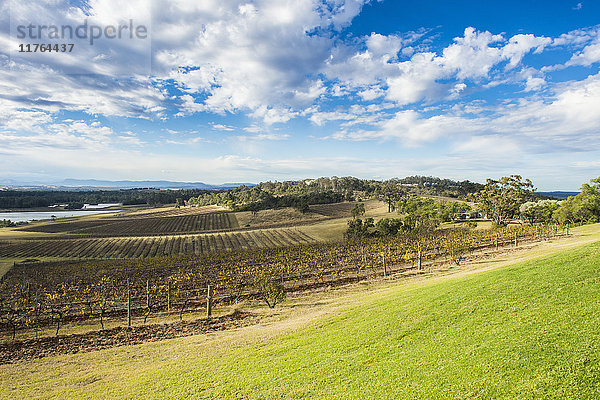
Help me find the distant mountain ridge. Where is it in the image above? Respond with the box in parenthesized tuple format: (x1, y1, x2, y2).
(537, 191, 580, 199)
(1, 179, 255, 190)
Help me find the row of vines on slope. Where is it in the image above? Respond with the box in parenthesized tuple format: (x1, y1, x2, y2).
(18, 212, 236, 236)
(0, 224, 564, 339)
(0, 228, 315, 258)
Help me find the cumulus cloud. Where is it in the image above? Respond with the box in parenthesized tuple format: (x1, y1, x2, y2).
(325, 27, 555, 108)
(160, 0, 368, 120)
(330, 109, 482, 145)
(1, 0, 370, 126)
(330, 72, 600, 152)
(566, 28, 600, 66)
(1, 1, 600, 187)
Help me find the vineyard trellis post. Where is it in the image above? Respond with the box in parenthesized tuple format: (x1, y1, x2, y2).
(127, 278, 131, 327)
(207, 285, 213, 318)
(167, 280, 171, 312)
(35, 302, 39, 340)
(34, 291, 40, 340)
(144, 279, 153, 324)
(146, 280, 150, 309)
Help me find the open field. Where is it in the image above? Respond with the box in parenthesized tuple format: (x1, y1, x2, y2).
(1, 224, 599, 399)
(301, 200, 398, 241)
(234, 207, 326, 228)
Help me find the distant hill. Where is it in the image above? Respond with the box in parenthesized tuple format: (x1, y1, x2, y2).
(537, 191, 580, 199)
(1, 179, 255, 191)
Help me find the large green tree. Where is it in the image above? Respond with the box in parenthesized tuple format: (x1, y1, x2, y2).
(472, 175, 534, 225)
(377, 181, 406, 213)
(519, 200, 560, 224)
(396, 195, 441, 232)
(553, 177, 600, 225)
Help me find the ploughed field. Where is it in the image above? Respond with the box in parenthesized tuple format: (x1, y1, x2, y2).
(0, 203, 363, 262)
(16, 211, 237, 236)
(0, 228, 317, 259)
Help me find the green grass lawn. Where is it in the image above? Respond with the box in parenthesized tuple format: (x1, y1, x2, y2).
(3, 241, 600, 399)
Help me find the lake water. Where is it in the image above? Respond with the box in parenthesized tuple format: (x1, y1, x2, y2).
(0, 209, 121, 223)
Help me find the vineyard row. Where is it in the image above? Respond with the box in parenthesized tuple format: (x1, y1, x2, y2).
(0, 224, 565, 338)
(0, 228, 317, 259)
(18, 212, 237, 236)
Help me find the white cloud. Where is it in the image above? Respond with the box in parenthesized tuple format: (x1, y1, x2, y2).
(500, 34, 552, 68)
(452, 135, 521, 155)
(449, 82, 467, 98)
(238, 133, 290, 141)
(331, 109, 482, 145)
(566, 29, 600, 67)
(309, 110, 359, 126)
(160, 0, 368, 121)
(385, 52, 446, 105)
(250, 106, 298, 125)
(0, 60, 166, 119)
(358, 86, 385, 101)
(441, 27, 505, 79)
(210, 123, 236, 132)
(326, 27, 555, 107)
(243, 125, 264, 133)
(0, 0, 371, 125)
(328, 71, 600, 152)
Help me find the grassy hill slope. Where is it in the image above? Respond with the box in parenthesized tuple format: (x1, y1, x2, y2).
(2, 232, 600, 399)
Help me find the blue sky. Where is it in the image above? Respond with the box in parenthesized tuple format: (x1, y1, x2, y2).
(1, 0, 600, 190)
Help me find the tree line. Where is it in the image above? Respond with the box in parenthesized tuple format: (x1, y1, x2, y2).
(0, 189, 213, 209)
(346, 175, 599, 238)
(184, 176, 485, 211)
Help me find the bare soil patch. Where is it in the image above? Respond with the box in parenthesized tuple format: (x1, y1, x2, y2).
(0, 310, 255, 364)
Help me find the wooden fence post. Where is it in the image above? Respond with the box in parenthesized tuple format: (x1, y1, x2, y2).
(207, 285, 213, 318)
(127, 278, 132, 327)
(514, 232, 518, 248)
(383, 253, 387, 277)
(418, 249, 422, 271)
